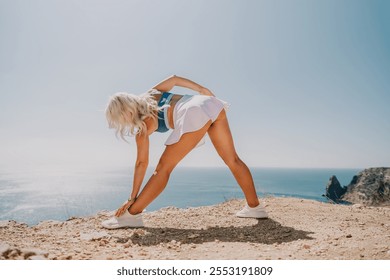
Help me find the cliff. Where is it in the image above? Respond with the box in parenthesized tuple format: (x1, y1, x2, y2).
(343, 167, 390, 206)
(326, 168, 390, 206)
(1, 197, 390, 260)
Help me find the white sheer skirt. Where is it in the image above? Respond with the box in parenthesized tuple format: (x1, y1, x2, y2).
(165, 95, 230, 147)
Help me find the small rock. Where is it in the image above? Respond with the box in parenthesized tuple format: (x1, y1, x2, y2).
(80, 231, 108, 241)
(303, 244, 311, 249)
(123, 243, 132, 248)
(0, 220, 10, 228)
(133, 229, 146, 236)
(0, 242, 11, 257)
(8, 249, 21, 259)
(22, 248, 49, 259)
(36, 220, 62, 228)
(115, 237, 129, 244)
(346, 234, 352, 238)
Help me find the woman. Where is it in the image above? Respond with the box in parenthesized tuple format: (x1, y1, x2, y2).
(102, 75, 268, 229)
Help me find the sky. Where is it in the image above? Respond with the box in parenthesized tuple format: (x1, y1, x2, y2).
(0, 0, 389, 170)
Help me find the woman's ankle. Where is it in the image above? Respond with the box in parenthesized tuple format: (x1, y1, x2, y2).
(128, 208, 142, 215)
(247, 201, 260, 208)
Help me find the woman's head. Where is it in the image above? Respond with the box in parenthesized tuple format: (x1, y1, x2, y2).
(105, 92, 158, 140)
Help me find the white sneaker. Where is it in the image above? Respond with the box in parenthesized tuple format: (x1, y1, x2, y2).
(236, 204, 268, 219)
(101, 210, 144, 229)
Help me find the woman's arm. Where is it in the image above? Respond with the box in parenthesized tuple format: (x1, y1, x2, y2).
(115, 132, 149, 217)
(152, 75, 215, 96)
(130, 132, 150, 199)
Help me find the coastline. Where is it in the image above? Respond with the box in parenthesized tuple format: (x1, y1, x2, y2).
(0, 167, 361, 226)
(1, 197, 390, 260)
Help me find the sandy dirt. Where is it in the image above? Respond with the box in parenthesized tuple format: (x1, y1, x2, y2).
(1, 197, 390, 260)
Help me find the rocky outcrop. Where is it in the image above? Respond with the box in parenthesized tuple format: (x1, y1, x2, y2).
(342, 168, 390, 206)
(325, 168, 390, 206)
(325, 176, 347, 202)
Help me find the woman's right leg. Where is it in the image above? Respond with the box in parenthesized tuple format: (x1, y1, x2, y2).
(207, 110, 260, 207)
(128, 121, 212, 215)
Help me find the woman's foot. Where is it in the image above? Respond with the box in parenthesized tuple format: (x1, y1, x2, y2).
(101, 210, 144, 229)
(236, 203, 268, 219)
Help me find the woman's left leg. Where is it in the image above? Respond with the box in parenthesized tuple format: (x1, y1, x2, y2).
(128, 121, 212, 215)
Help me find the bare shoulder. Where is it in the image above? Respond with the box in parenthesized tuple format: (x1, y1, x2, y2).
(135, 130, 149, 146)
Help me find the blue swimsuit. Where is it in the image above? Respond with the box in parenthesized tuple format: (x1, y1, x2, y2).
(156, 92, 174, 133)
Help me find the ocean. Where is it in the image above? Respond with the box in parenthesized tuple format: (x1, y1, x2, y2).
(0, 167, 360, 225)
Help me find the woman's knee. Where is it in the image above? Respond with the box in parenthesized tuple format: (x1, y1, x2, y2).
(223, 154, 241, 169)
(154, 159, 175, 177)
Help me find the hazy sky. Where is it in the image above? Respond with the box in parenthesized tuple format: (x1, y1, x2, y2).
(1, 0, 389, 170)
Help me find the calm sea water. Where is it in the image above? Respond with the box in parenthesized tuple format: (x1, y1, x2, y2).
(0, 167, 360, 225)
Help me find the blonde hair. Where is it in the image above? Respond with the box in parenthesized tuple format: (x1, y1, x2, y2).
(105, 91, 159, 140)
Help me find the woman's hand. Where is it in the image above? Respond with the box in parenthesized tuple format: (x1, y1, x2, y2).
(115, 198, 136, 217)
(199, 87, 215, 97)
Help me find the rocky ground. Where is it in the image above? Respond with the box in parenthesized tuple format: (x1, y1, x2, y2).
(1, 197, 390, 260)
